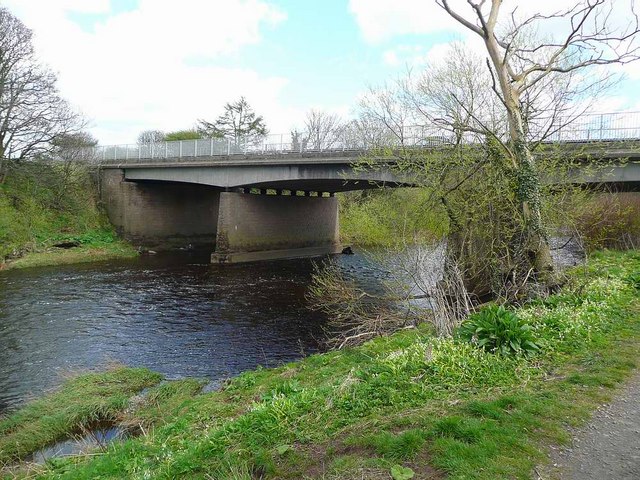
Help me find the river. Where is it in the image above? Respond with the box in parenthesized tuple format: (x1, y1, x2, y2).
(0, 240, 582, 414)
(0, 250, 392, 413)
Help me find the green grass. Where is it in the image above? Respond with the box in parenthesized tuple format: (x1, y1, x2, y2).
(0, 367, 162, 465)
(1, 250, 639, 479)
(3, 237, 138, 270)
(0, 161, 136, 269)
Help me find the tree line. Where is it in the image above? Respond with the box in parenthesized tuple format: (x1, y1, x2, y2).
(136, 98, 354, 152)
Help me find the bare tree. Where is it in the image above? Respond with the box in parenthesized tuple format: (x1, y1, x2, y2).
(137, 130, 165, 145)
(355, 36, 619, 304)
(303, 110, 344, 150)
(290, 128, 306, 151)
(435, 0, 640, 278)
(358, 85, 415, 147)
(307, 259, 418, 349)
(0, 7, 81, 182)
(197, 97, 268, 147)
(48, 131, 98, 207)
(342, 117, 397, 149)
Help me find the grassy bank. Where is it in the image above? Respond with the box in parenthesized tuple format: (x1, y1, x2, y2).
(1, 250, 639, 479)
(339, 189, 448, 246)
(0, 161, 136, 269)
(2, 231, 137, 271)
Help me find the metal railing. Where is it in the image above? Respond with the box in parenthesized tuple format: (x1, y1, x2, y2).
(546, 111, 640, 142)
(91, 111, 640, 164)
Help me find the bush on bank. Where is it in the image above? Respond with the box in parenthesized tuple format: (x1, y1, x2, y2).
(1, 250, 638, 479)
(574, 192, 640, 250)
(338, 189, 448, 246)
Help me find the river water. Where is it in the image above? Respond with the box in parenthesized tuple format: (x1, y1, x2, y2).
(0, 240, 582, 414)
(0, 250, 391, 414)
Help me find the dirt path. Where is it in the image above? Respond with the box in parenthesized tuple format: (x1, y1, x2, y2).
(548, 373, 640, 479)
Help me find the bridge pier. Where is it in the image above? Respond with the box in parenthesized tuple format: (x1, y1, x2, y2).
(211, 191, 341, 263)
(100, 169, 220, 248)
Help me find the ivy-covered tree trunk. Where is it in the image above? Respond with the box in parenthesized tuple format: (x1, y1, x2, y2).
(508, 109, 555, 286)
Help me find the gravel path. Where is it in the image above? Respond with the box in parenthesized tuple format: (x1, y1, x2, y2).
(549, 373, 640, 479)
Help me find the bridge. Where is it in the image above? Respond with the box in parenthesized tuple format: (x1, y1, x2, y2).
(96, 112, 640, 263)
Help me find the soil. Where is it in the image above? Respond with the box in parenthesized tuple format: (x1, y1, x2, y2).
(548, 373, 640, 479)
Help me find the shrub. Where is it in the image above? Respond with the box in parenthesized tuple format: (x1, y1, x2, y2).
(456, 305, 540, 357)
(626, 272, 640, 290)
(575, 192, 640, 250)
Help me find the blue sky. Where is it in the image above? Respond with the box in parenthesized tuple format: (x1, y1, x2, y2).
(4, 0, 640, 144)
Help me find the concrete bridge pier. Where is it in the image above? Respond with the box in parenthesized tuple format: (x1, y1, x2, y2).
(211, 191, 341, 263)
(100, 169, 220, 248)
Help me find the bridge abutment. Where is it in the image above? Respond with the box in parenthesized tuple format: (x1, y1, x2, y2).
(100, 169, 220, 248)
(211, 191, 341, 263)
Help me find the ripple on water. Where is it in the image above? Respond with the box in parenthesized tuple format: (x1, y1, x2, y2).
(0, 251, 366, 412)
(0, 242, 582, 413)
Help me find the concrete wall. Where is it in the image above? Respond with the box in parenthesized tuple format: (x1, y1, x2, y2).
(100, 169, 220, 248)
(212, 192, 341, 263)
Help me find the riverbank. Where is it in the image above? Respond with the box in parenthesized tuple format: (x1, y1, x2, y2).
(1, 234, 137, 271)
(1, 250, 638, 479)
(339, 189, 447, 246)
(0, 161, 138, 270)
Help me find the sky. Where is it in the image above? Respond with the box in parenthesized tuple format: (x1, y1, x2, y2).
(4, 0, 640, 144)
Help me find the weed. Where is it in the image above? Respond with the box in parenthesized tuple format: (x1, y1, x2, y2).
(456, 305, 541, 357)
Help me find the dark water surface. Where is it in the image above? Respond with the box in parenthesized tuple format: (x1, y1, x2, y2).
(0, 250, 388, 413)
(0, 240, 581, 414)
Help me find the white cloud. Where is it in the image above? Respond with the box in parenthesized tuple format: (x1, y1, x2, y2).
(365, 0, 640, 108)
(382, 50, 401, 67)
(381, 39, 485, 69)
(4, 0, 293, 144)
(350, 0, 637, 45)
(349, 0, 457, 44)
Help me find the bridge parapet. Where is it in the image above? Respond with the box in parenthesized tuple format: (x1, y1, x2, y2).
(89, 111, 640, 165)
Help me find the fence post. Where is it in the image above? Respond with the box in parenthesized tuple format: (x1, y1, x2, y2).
(194, 139, 197, 157)
(179, 141, 183, 158)
(599, 114, 604, 140)
(227, 138, 231, 155)
(210, 138, 214, 156)
(165, 142, 168, 159)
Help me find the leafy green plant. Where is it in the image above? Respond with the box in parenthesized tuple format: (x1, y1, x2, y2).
(391, 465, 415, 480)
(626, 272, 640, 290)
(456, 305, 541, 357)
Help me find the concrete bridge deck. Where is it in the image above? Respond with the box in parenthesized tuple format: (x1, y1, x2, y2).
(97, 134, 640, 263)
